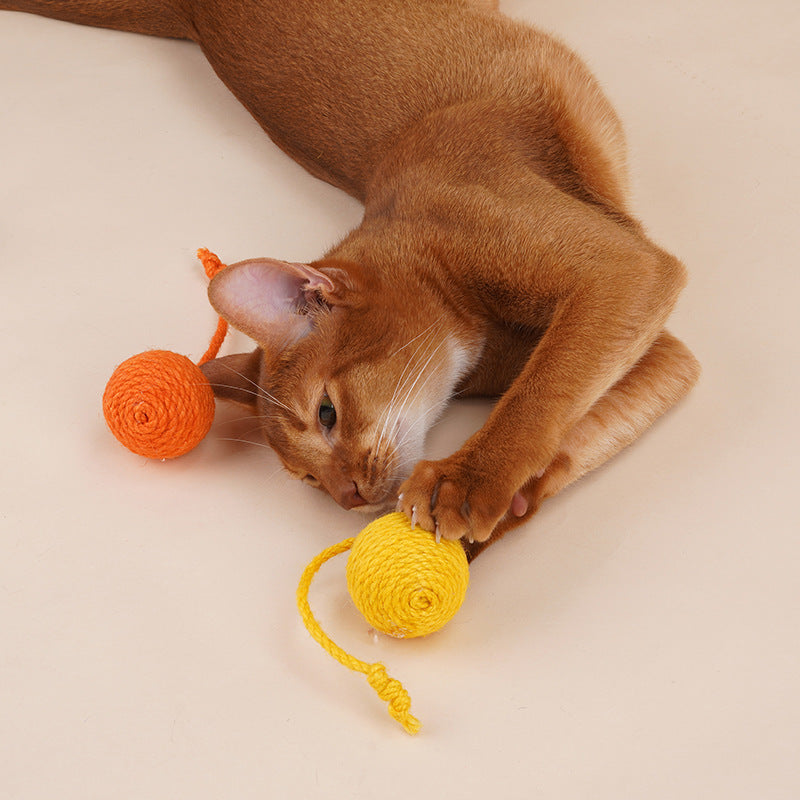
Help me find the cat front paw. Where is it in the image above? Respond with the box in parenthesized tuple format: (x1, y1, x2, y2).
(398, 457, 514, 543)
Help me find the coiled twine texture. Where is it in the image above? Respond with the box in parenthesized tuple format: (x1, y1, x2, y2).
(102, 349, 215, 459)
(346, 513, 470, 639)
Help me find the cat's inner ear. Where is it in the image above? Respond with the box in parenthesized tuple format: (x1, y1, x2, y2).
(199, 348, 262, 407)
(207, 257, 341, 349)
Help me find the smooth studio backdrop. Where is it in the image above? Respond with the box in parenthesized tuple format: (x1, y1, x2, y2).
(1, 1, 798, 797)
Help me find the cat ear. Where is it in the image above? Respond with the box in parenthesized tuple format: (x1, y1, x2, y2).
(207, 258, 342, 350)
(199, 348, 262, 407)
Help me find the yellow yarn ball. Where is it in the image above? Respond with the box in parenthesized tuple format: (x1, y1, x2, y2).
(346, 512, 469, 639)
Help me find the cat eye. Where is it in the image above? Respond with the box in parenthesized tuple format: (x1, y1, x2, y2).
(318, 393, 337, 429)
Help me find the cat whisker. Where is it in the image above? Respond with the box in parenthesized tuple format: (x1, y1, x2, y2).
(387, 336, 448, 442)
(215, 435, 274, 450)
(204, 381, 275, 402)
(213, 363, 296, 415)
(214, 413, 274, 426)
(371, 329, 451, 493)
(388, 313, 446, 359)
(374, 321, 441, 455)
(394, 397, 448, 451)
(378, 325, 445, 445)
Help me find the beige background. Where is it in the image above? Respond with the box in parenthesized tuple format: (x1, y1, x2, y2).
(1, 1, 798, 797)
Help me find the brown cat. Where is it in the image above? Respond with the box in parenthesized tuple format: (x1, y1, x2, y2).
(3, 0, 699, 558)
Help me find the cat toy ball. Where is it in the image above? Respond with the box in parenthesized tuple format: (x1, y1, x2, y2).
(102, 249, 228, 459)
(297, 512, 470, 735)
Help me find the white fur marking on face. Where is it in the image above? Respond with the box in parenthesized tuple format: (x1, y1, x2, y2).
(388, 335, 477, 467)
(447, 337, 474, 388)
(363, 331, 482, 505)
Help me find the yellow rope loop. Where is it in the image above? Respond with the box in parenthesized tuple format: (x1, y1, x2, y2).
(366, 663, 421, 735)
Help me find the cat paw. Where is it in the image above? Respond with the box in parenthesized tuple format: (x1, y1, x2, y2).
(398, 457, 513, 543)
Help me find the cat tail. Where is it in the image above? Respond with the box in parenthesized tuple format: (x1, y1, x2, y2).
(0, 0, 194, 40)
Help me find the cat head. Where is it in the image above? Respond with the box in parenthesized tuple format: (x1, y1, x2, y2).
(201, 257, 469, 512)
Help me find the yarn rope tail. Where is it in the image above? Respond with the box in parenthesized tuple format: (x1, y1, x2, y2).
(195, 248, 229, 366)
(296, 538, 422, 736)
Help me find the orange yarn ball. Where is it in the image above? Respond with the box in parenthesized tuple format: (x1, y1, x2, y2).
(102, 349, 215, 459)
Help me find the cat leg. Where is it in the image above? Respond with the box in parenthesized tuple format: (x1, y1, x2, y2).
(462, 330, 700, 560)
(399, 181, 689, 543)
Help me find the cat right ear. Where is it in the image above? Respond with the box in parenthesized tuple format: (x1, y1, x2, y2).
(207, 257, 339, 351)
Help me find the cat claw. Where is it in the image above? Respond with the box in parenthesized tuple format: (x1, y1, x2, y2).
(435, 523, 441, 543)
(410, 505, 418, 528)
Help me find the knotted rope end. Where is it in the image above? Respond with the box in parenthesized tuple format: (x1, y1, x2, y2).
(366, 662, 421, 736)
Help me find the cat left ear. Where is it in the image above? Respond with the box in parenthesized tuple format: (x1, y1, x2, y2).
(208, 257, 344, 350)
(199, 348, 263, 407)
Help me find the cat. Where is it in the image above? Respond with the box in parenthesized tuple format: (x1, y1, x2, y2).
(3, 0, 699, 558)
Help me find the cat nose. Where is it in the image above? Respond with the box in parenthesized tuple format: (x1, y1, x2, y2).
(338, 481, 367, 509)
